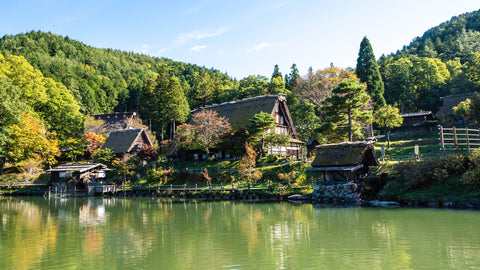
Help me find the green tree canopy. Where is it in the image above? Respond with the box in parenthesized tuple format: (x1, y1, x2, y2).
(249, 112, 276, 156)
(320, 79, 372, 142)
(373, 105, 403, 148)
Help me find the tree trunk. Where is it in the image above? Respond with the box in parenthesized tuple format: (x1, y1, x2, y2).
(348, 109, 352, 142)
(387, 130, 391, 149)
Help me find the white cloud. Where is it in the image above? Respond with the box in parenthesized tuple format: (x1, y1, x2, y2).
(156, 48, 168, 55)
(134, 44, 151, 54)
(272, 0, 292, 10)
(247, 42, 269, 52)
(189, 45, 207, 52)
(174, 28, 227, 45)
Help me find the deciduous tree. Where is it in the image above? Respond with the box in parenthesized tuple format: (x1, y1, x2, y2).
(176, 110, 231, 155)
(374, 105, 403, 148)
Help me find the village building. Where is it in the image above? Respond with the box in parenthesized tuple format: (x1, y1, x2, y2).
(308, 140, 379, 183)
(47, 163, 110, 188)
(435, 93, 473, 123)
(91, 112, 139, 134)
(102, 128, 153, 162)
(401, 111, 434, 126)
(190, 94, 304, 159)
(305, 138, 320, 156)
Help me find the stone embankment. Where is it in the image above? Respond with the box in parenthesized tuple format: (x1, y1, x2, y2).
(310, 182, 362, 204)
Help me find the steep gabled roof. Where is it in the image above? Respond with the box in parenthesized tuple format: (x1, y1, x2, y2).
(191, 94, 297, 137)
(91, 112, 137, 134)
(192, 95, 279, 129)
(311, 140, 378, 169)
(436, 93, 472, 119)
(102, 128, 152, 154)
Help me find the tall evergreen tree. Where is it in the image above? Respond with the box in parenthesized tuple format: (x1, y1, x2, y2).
(285, 63, 300, 91)
(271, 64, 282, 81)
(356, 37, 386, 110)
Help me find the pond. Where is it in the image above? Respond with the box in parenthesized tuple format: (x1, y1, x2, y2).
(1, 197, 479, 269)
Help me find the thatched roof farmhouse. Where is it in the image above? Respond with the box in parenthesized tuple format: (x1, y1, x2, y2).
(190, 94, 304, 159)
(309, 140, 378, 182)
(102, 128, 153, 162)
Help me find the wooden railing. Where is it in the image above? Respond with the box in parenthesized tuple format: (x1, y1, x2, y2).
(439, 126, 480, 154)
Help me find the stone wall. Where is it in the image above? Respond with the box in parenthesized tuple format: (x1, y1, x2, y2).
(311, 182, 362, 203)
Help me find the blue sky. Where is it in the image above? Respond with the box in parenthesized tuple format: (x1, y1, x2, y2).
(1, 0, 479, 79)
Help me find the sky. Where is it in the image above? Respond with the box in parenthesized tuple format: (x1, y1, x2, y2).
(1, 0, 479, 79)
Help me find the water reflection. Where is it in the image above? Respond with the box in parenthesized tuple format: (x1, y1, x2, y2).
(0, 197, 480, 269)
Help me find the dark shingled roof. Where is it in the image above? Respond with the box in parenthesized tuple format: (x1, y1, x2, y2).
(436, 93, 473, 119)
(311, 140, 379, 168)
(91, 112, 137, 134)
(102, 128, 152, 154)
(191, 95, 283, 130)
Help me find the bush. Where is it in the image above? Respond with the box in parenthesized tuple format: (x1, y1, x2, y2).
(461, 169, 480, 188)
(266, 154, 278, 164)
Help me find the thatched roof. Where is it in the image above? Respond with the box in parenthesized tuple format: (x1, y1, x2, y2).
(102, 128, 152, 154)
(311, 140, 378, 169)
(192, 94, 286, 130)
(91, 112, 137, 134)
(47, 163, 109, 173)
(436, 93, 472, 119)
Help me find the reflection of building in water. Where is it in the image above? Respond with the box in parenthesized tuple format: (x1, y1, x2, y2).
(79, 200, 107, 226)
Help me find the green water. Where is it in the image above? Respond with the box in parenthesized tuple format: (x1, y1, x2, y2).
(1, 197, 480, 270)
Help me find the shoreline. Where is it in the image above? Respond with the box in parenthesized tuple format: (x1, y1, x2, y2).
(2, 190, 480, 210)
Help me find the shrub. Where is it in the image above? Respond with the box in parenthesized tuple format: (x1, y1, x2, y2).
(461, 169, 480, 188)
(266, 154, 278, 164)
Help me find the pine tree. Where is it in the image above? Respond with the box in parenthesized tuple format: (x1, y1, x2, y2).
(271, 64, 282, 81)
(285, 63, 300, 91)
(356, 37, 386, 111)
(321, 79, 371, 142)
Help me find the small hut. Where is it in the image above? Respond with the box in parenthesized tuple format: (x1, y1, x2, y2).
(305, 138, 320, 155)
(309, 140, 378, 182)
(47, 163, 110, 188)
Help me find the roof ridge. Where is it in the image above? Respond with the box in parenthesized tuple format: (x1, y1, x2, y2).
(192, 94, 283, 112)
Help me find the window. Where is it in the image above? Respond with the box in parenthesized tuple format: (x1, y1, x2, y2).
(59, 172, 72, 178)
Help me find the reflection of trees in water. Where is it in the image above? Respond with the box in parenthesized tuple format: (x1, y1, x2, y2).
(2, 198, 480, 269)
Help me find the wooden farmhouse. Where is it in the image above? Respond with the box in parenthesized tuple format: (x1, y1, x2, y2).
(91, 112, 139, 134)
(47, 163, 109, 188)
(309, 140, 379, 182)
(190, 94, 304, 159)
(102, 128, 153, 162)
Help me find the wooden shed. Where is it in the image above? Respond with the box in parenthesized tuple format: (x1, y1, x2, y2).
(309, 140, 379, 182)
(401, 111, 434, 126)
(102, 128, 153, 162)
(47, 163, 110, 188)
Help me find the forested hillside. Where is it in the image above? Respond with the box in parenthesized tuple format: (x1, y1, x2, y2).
(0, 31, 236, 114)
(379, 9, 480, 113)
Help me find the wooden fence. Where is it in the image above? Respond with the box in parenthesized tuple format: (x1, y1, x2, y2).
(439, 126, 480, 154)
